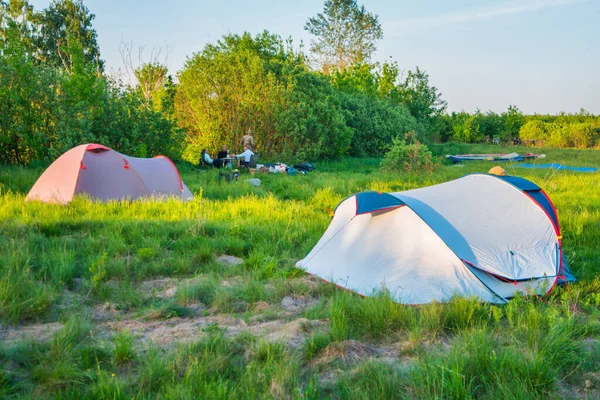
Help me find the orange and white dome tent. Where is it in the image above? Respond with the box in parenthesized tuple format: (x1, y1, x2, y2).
(26, 144, 193, 204)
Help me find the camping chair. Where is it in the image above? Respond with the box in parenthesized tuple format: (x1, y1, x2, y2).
(198, 150, 212, 169)
(249, 154, 258, 168)
(199, 150, 224, 169)
(240, 153, 259, 170)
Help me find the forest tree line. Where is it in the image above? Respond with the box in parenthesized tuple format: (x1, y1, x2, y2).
(1, 0, 598, 166)
(440, 108, 600, 148)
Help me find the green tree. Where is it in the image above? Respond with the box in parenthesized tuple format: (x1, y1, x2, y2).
(396, 67, 447, 127)
(32, 0, 103, 72)
(376, 60, 400, 99)
(451, 112, 482, 143)
(331, 62, 378, 96)
(477, 110, 503, 140)
(338, 91, 416, 156)
(134, 62, 168, 103)
(519, 120, 548, 145)
(0, 0, 36, 53)
(176, 31, 351, 162)
(305, 0, 383, 73)
(501, 105, 524, 141)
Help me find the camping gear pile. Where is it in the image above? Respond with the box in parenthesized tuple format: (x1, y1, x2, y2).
(254, 162, 315, 175)
(297, 173, 575, 304)
(26, 144, 193, 204)
(446, 153, 546, 163)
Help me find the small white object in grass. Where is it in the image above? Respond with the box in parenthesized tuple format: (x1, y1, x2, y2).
(246, 178, 261, 187)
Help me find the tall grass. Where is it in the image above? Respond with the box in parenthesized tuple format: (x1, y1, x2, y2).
(2, 144, 600, 397)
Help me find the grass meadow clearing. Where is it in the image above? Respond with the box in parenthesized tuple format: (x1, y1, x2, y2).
(1, 144, 600, 398)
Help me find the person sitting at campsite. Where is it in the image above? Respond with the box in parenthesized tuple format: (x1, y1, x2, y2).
(217, 145, 229, 159)
(217, 145, 230, 166)
(240, 128, 255, 151)
(234, 145, 254, 167)
(201, 149, 223, 168)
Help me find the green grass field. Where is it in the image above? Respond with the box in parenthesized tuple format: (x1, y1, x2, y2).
(1, 144, 600, 398)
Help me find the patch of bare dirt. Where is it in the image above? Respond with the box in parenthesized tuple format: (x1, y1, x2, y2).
(252, 301, 270, 312)
(311, 340, 376, 367)
(138, 278, 178, 298)
(297, 274, 323, 285)
(98, 314, 326, 349)
(241, 318, 325, 348)
(92, 302, 121, 321)
(0, 322, 64, 344)
(281, 296, 318, 312)
(100, 315, 235, 346)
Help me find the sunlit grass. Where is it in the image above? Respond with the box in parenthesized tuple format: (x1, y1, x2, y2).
(1, 144, 600, 397)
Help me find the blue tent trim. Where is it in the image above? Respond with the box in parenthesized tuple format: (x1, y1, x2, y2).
(485, 174, 576, 283)
(491, 175, 540, 191)
(338, 191, 405, 215)
(526, 190, 559, 234)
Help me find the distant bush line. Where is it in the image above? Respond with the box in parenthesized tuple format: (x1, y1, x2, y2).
(1, 1, 597, 167)
(439, 109, 600, 149)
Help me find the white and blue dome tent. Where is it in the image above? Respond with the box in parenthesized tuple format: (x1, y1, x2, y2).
(297, 174, 575, 304)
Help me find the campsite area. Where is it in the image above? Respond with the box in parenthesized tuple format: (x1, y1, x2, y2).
(1, 144, 600, 398)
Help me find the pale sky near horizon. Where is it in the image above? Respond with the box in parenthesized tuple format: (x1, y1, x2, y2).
(28, 0, 600, 114)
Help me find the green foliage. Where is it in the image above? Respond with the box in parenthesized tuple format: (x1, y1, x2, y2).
(331, 61, 446, 144)
(304, 0, 383, 73)
(520, 119, 600, 148)
(381, 132, 439, 173)
(86, 252, 107, 295)
(502, 105, 525, 140)
(441, 107, 600, 149)
(177, 31, 352, 162)
(112, 331, 135, 365)
(442, 105, 527, 144)
(331, 361, 404, 399)
(337, 90, 417, 156)
(134, 62, 168, 102)
(394, 67, 447, 131)
(0, 0, 183, 165)
(450, 112, 483, 143)
(33, 0, 103, 72)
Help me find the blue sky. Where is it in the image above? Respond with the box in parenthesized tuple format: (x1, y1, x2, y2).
(29, 0, 599, 114)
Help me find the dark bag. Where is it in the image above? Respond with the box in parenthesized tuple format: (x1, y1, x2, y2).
(293, 162, 315, 172)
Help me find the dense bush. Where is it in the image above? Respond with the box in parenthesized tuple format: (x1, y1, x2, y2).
(337, 92, 416, 156)
(176, 32, 352, 163)
(440, 108, 600, 149)
(0, 1, 183, 165)
(381, 132, 439, 173)
(520, 120, 600, 148)
(440, 106, 526, 144)
(0, 50, 184, 164)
